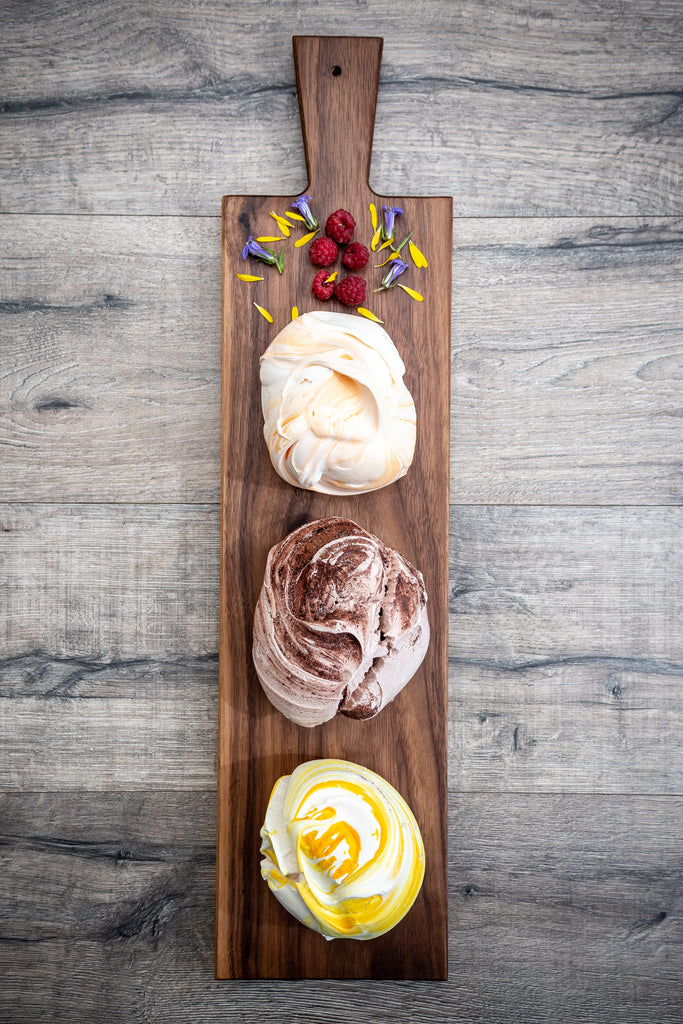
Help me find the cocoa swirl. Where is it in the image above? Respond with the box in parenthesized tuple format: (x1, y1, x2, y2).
(252, 517, 429, 727)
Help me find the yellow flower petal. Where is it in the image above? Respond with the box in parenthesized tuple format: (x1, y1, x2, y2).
(256, 235, 284, 243)
(369, 203, 378, 232)
(409, 241, 428, 268)
(357, 307, 384, 324)
(294, 229, 319, 248)
(286, 211, 306, 222)
(398, 284, 424, 302)
(270, 212, 291, 236)
(253, 302, 274, 323)
(375, 253, 400, 268)
(291, 305, 299, 319)
(378, 238, 393, 251)
(324, 270, 338, 283)
(236, 273, 264, 281)
(370, 226, 382, 251)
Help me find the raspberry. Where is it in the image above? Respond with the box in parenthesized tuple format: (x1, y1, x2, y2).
(325, 209, 355, 244)
(335, 275, 366, 306)
(312, 269, 335, 301)
(309, 236, 338, 267)
(341, 242, 369, 270)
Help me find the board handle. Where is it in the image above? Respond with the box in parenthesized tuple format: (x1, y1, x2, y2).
(293, 36, 383, 195)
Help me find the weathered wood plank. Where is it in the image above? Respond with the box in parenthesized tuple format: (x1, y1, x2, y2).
(1, 215, 680, 504)
(1, 0, 681, 216)
(1, 504, 679, 793)
(0, 791, 680, 1023)
(451, 218, 683, 504)
(0, 215, 222, 503)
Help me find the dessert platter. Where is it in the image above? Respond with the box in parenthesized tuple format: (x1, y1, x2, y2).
(217, 36, 452, 979)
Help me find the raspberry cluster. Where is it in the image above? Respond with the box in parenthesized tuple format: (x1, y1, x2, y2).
(309, 208, 369, 306)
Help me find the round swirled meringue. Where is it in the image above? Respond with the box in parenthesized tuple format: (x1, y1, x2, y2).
(260, 758, 425, 940)
(252, 517, 430, 727)
(259, 310, 416, 494)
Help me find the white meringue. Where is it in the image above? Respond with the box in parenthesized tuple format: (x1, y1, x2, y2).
(259, 311, 416, 495)
(260, 758, 425, 940)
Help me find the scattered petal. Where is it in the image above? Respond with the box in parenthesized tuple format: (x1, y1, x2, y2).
(409, 241, 428, 268)
(357, 307, 384, 324)
(270, 212, 291, 236)
(253, 302, 274, 323)
(236, 273, 264, 281)
(286, 211, 306, 222)
(291, 306, 299, 319)
(295, 229, 319, 248)
(398, 284, 424, 301)
(256, 235, 284, 242)
(375, 253, 400, 268)
(324, 270, 338, 283)
(369, 203, 378, 232)
(378, 239, 393, 251)
(370, 226, 382, 251)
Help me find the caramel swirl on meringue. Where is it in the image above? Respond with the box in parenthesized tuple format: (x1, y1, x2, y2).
(260, 758, 425, 940)
(259, 311, 416, 494)
(252, 517, 429, 727)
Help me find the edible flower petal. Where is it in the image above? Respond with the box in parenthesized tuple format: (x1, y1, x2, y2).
(256, 235, 284, 243)
(378, 257, 409, 289)
(398, 284, 424, 301)
(409, 241, 428, 268)
(369, 203, 378, 232)
(357, 307, 384, 324)
(381, 205, 403, 242)
(294, 229, 319, 248)
(285, 211, 306, 222)
(270, 212, 291, 236)
(236, 273, 264, 281)
(370, 226, 382, 251)
(375, 253, 400, 268)
(291, 194, 318, 230)
(241, 235, 279, 266)
(253, 302, 274, 323)
(291, 306, 299, 320)
(324, 270, 338, 283)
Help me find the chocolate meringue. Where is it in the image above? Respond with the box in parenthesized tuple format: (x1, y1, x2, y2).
(260, 758, 425, 940)
(259, 311, 416, 495)
(252, 517, 429, 727)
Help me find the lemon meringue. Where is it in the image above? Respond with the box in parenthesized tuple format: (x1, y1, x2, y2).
(259, 311, 416, 494)
(252, 517, 430, 727)
(260, 759, 425, 940)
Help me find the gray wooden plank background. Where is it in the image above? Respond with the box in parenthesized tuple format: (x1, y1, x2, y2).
(1, 1, 681, 1022)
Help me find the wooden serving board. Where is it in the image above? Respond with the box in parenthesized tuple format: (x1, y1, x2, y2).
(217, 36, 451, 980)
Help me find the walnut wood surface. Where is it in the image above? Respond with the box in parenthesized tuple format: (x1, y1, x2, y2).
(217, 37, 451, 979)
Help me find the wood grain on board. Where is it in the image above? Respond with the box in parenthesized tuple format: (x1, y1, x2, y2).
(217, 37, 451, 979)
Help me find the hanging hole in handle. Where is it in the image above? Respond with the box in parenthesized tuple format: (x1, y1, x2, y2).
(331, 65, 342, 76)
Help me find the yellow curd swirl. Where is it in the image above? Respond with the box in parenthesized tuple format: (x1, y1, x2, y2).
(260, 758, 425, 940)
